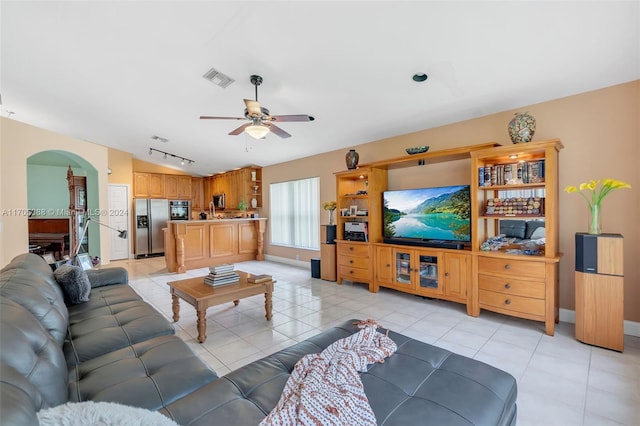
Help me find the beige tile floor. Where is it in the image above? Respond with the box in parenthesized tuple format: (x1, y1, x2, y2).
(113, 257, 640, 426)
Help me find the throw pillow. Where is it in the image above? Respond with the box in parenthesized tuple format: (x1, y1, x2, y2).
(53, 264, 91, 304)
(37, 401, 180, 426)
(524, 220, 545, 239)
(529, 226, 546, 240)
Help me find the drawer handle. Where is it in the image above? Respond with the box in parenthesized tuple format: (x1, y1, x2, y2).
(504, 299, 511, 305)
(349, 247, 354, 251)
(504, 264, 511, 270)
(349, 270, 354, 274)
(386, 264, 391, 267)
(504, 283, 511, 289)
(349, 259, 354, 264)
(445, 272, 449, 277)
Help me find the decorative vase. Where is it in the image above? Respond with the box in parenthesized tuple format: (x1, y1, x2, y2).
(508, 112, 536, 143)
(588, 204, 601, 235)
(345, 149, 359, 169)
(328, 209, 335, 225)
(251, 198, 257, 209)
(251, 171, 257, 181)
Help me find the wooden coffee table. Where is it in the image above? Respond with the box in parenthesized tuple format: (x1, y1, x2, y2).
(167, 271, 274, 343)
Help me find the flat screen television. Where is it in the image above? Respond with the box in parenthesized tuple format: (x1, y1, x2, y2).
(383, 185, 471, 248)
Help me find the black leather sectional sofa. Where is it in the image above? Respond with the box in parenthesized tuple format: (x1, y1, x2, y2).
(0, 253, 517, 425)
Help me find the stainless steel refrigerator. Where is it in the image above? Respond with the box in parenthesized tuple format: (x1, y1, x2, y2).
(135, 199, 169, 258)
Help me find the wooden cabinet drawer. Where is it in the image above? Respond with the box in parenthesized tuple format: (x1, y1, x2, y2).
(338, 265, 371, 282)
(479, 289, 545, 316)
(337, 243, 370, 257)
(338, 255, 369, 268)
(478, 274, 545, 299)
(478, 256, 545, 280)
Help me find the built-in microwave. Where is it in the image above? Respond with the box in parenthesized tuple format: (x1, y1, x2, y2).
(169, 200, 190, 221)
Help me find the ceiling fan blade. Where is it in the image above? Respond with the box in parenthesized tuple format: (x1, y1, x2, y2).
(200, 116, 246, 120)
(244, 99, 262, 117)
(270, 114, 315, 122)
(265, 123, 291, 138)
(228, 123, 251, 135)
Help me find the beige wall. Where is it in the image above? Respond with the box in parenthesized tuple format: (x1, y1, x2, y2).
(108, 148, 133, 186)
(107, 148, 134, 256)
(0, 118, 111, 265)
(263, 80, 639, 322)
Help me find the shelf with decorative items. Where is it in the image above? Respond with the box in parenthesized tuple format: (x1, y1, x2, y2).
(334, 166, 387, 290)
(334, 167, 387, 243)
(247, 167, 262, 210)
(470, 138, 563, 336)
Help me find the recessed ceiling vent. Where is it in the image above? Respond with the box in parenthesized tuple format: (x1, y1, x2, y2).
(203, 68, 235, 88)
(151, 135, 168, 143)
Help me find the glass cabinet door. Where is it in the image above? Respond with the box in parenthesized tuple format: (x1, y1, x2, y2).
(395, 252, 412, 284)
(418, 254, 440, 292)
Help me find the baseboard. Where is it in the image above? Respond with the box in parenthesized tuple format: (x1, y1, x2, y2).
(560, 308, 640, 337)
(265, 254, 310, 269)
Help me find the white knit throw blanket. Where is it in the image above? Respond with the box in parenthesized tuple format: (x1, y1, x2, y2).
(260, 321, 397, 426)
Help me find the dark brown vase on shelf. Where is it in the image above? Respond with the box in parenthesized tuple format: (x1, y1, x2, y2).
(345, 149, 359, 169)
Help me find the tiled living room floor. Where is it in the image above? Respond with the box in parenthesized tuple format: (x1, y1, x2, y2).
(112, 257, 639, 426)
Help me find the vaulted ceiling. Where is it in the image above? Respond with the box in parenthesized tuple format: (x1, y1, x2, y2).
(2, 1, 638, 176)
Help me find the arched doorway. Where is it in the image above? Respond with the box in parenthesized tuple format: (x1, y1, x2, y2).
(26, 150, 100, 260)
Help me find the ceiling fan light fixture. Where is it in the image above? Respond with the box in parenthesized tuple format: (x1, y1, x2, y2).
(245, 124, 270, 139)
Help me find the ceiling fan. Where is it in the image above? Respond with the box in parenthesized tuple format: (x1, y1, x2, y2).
(200, 75, 315, 139)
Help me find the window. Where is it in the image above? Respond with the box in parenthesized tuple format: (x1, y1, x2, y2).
(270, 177, 319, 250)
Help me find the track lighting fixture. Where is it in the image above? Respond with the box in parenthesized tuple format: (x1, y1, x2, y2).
(148, 148, 195, 166)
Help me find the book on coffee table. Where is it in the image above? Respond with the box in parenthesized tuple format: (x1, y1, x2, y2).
(247, 274, 272, 284)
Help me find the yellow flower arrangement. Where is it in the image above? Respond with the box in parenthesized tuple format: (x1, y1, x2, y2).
(564, 178, 631, 234)
(322, 201, 337, 211)
(322, 201, 337, 225)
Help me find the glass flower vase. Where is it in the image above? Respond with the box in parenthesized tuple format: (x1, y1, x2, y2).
(328, 210, 335, 226)
(588, 204, 601, 235)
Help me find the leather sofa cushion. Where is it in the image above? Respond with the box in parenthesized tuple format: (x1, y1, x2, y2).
(0, 363, 44, 426)
(86, 267, 128, 288)
(500, 220, 527, 239)
(0, 299, 68, 408)
(162, 321, 517, 426)
(1, 262, 69, 345)
(68, 335, 217, 411)
(65, 285, 176, 364)
(1, 253, 66, 301)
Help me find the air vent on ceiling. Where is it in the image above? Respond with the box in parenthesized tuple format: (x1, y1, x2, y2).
(151, 135, 168, 143)
(202, 68, 235, 88)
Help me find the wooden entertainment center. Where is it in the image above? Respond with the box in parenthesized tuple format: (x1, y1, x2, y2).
(334, 139, 563, 335)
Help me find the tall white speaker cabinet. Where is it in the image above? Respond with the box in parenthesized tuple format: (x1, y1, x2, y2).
(575, 233, 624, 352)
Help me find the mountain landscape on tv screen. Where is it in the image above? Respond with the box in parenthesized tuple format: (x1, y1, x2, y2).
(383, 186, 470, 242)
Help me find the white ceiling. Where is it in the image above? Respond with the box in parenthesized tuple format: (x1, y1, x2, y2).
(2, 1, 638, 176)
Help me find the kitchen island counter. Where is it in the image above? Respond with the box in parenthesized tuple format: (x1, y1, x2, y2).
(165, 218, 267, 273)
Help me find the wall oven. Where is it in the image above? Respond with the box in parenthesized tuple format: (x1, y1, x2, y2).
(169, 200, 190, 221)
